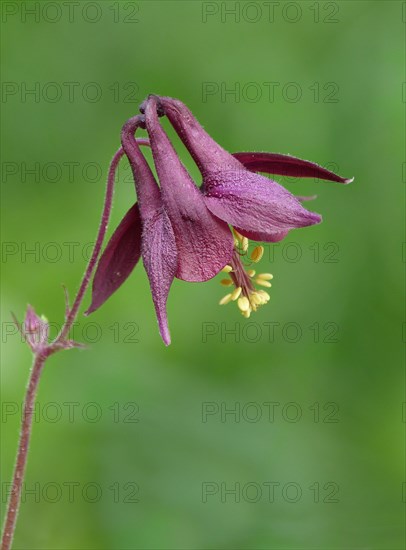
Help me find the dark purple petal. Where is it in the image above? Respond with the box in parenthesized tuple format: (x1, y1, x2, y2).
(203, 170, 322, 241)
(144, 97, 234, 282)
(86, 203, 142, 315)
(121, 116, 178, 345)
(232, 152, 353, 184)
(141, 209, 178, 346)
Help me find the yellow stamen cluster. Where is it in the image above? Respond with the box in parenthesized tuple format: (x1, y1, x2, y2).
(218, 230, 273, 318)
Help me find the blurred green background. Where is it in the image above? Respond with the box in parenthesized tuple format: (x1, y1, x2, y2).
(1, 1, 404, 548)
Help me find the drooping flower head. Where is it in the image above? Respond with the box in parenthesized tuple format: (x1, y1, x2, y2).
(87, 95, 353, 344)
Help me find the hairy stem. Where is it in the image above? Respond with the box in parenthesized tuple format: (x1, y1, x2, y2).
(1, 352, 49, 550)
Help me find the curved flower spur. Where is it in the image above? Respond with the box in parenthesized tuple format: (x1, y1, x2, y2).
(87, 95, 353, 344)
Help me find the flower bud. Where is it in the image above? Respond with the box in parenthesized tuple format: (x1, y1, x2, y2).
(23, 305, 49, 353)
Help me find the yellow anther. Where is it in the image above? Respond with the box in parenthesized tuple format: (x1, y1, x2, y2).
(257, 273, 273, 280)
(241, 237, 249, 252)
(241, 309, 251, 318)
(247, 269, 256, 277)
(220, 279, 233, 287)
(255, 279, 272, 288)
(231, 287, 242, 301)
(250, 293, 263, 306)
(237, 296, 250, 312)
(221, 265, 233, 273)
(250, 245, 264, 263)
(258, 290, 271, 302)
(219, 293, 233, 305)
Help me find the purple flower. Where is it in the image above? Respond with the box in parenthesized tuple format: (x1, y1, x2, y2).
(87, 96, 352, 344)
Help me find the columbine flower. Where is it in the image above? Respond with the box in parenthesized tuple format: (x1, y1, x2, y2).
(87, 96, 352, 344)
(142, 95, 353, 319)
